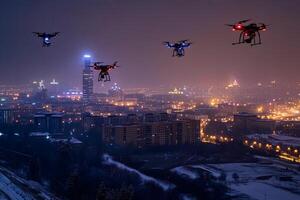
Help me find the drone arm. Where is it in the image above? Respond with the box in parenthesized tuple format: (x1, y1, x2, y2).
(164, 42, 174, 48)
(93, 62, 104, 68)
(239, 31, 245, 43)
(33, 32, 43, 37)
(257, 31, 261, 43)
(182, 48, 185, 56)
(182, 43, 191, 48)
(98, 73, 103, 82)
(109, 65, 116, 70)
(48, 32, 60, 38)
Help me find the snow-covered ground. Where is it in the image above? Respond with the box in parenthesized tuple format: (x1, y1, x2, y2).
(191, 162, 300, 200)
(231, 182, 299, 200)
(190, 165, 221, 178)
(0, 166, 58, 200)
(169, 156, 300, 200)
(171, 166, 199, 179)
(102, 154, 176, 191)
(0, 172, 35, 200)
(171, 165, 221, 179)
(0, 191, 9, 200)
(181, 194, 197, 200)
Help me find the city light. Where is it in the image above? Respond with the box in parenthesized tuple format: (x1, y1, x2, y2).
(50, 79, 59, 85)
(210, 98, 220, 107)
(168, 88, 184, 95)
(225, 79, 240, 89)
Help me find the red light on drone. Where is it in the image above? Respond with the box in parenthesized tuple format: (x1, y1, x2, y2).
(236, 24, 242, 29)
(232, 28, 236, 31)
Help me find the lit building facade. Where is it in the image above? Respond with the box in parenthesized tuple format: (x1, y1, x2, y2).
(0, 109, 14, 125)
(82, 55, 93, 104)
(102, 113, 200, 147)
(34, 112, 63, 134)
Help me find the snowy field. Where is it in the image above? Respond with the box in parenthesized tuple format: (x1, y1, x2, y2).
(0, 190, 9, 200)
(102, 154, 176, 191)
(0, 171, 35, 200)
(171, 166, 199, 180)
(0, 166, 58, 200)
(207, 163, 300, 200)
(171, 160, 300, 200)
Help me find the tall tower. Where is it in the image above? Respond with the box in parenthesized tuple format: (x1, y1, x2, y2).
(82, 54, 93, 103)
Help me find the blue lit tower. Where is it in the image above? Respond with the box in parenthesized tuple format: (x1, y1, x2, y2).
(82, 54, 93, 103)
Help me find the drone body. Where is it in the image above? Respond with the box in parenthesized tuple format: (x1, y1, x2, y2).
(163, 40, 192, 57)
(226, 20, 268, 46)
(91, 61, 119, 82)
(33, 32, 59, 47)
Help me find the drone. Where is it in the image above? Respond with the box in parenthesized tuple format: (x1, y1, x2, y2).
(226, 19, 268, 46)
(163, 40, 192, 57)
(33, 32, 60, 47)
(90, 61, 119, 82)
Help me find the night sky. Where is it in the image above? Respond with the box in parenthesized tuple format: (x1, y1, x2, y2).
(0, 0, 299, 90)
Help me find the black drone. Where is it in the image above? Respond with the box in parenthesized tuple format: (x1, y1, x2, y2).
(90, 61, 119, 82)
(163, 40, 192, 57)
(226, 20, 268, 46)
(33, 32, 60, 47)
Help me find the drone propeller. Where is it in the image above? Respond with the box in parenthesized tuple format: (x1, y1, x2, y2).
(258, 23, 269, 31)
(163, 41, 174, 48)
(113, 61, 120, 67)
(238, 19, 251, 24)
(33, 32, 44, 37)
(48, 32, 60, 37)
(226, 19, 250, 27)
(179, 39, 189, 43)
(109, 62, 120, 69)
(93, 62, 104, 66)
(258, 23, 270, 26)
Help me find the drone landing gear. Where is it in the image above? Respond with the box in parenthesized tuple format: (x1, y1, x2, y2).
(104, 75, 111, 82)
(172, 50, 176, 57)
(232, 31, 246, 45)
(98, 73, 111, 82)
(251, 31, 262, 46)
(232, 42, 244, 45)
(174, 51, 185, 57)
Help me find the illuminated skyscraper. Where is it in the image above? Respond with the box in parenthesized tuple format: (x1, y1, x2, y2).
(82, 54, 93, 103)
